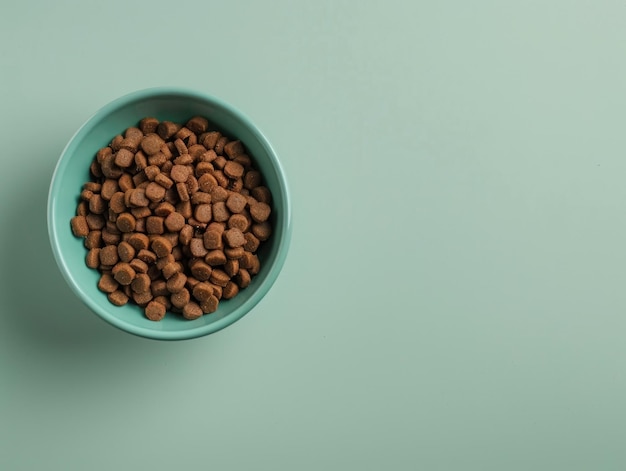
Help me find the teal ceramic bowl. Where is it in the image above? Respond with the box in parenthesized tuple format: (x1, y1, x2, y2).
(48, 88, 291, 340)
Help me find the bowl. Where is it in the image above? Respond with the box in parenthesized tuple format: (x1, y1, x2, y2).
(48, 87, 292, 340)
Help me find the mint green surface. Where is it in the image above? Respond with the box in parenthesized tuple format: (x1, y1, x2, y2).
(2, 1, 626, 470)
(48, 88, 291, 340)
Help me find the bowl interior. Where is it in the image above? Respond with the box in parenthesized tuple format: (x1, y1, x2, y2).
(48, 89, 290, 340)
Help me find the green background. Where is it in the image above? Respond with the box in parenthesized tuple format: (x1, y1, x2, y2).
(1, 1, 626, 469)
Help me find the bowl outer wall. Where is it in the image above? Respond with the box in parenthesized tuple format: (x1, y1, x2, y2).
(47, 88, 292, 340)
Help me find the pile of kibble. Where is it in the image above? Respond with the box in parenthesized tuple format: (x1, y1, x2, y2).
(70, 116, 272, 321)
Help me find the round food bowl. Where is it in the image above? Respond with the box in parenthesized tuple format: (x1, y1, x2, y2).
(48, 88, 291, 340)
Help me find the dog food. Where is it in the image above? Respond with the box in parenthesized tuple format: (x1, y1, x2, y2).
(72, 116, 273, 321)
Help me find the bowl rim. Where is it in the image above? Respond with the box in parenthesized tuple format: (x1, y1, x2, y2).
(47, 87, 292, 340)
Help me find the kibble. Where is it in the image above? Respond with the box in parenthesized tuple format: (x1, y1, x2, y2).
(145, 300, 166, 321)
(71, 116, 274, 321)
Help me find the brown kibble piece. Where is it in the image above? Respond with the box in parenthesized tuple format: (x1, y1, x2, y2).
(186, 116, 209, 134)
(210, 186, 228, 203)
(203, 230, 222, 250)
(151, 236, 172, 257)
(186, 174, 199, 194)
(200, 295, 219, 314)
(132, 290, 154, 306)
(156, 254, 175, 270)
(240, 251, 255, 270)
(224, 140, 245, 158)
(151, 279, 169, 297)
(155, 173, 174, 189)
(171, 288, 190, 309)
(250, 202, 271, 223)
(139, 117, 159, 134)
(144, 165, 160, 181)
(128, 233, 150, 251)
(212, 202, 230, 222)
(145, 301, 166, 321)
(109, 192, 126, 213)
(222, 281, 239, 299)
(190, 261, 212, 281)
(162, 261, 181, 279)
(130, 206, 151, 219)
(209, 269, 229, 287)
(213, 156, 227, 170)
(223, 228, 246, 248)
(131, 273, 151, 294)
(71, 216, 90, 237)
(88, 194, 106, 215)
(116, 212, 136, 233)
(86, 248, 100, 268)
(134, 151, 148, 171)
(154, 202, 175, 217)
(228, 214, 249, 232)
(190, 238, 208, 257)
(243, 232, 260, 252)
(176, 200, 192, 219)
(166, 272, 187, 293)
(200, 131, 220, 149)
(248, 253, 260, 275)
(98, 273, 119, 293)
(129, 188, 149, 207)
(137, 249, 157, 264)
(234, 154, 252, 168)
(198, 149, 217, 163)
(157, 121, 180, 140)
(174, 138, 188, 156)
(140, 134, 164, 155)
(251, 186, 272, 204)
(114, 149, 134, 168)
(183, 302, 203, 320)
(179, 224, 193, 245)
(227, 178, 243, 193)
(193, 204, 212, 223)
(208, 283, 223, 299)
(214, 136, 228, 155)
(191, 191, 211, 205)
(192, 282, 213, 302)
(112, 263, 136, 286)
(226, 193, 247, 213)
(153, 295, 171, 309)
(198, 173, 218, 192)
(96, 147, 112, 163)
(213, 170, 228, 188)
(224, 161, 244, 179)
(175, 126, 194, 142)
(224, 259, 239, 277)
(101, 179, 119, 200)
(252, 222, 272, 241)
(77, 201, 88, 217)
(130, 258, 149, 274)
(235, 269, 251, 288)
(171, 165, 190, 183)
(99, 245, 119, 266)
(225, 246, 245, 260)
(102, 228, 121, 245)
(244, 170, 262, 190)
(145, 182, 166, 202)
(108, 290, 129, 306)
(185, 276, 199, 289)
(164, 212, 185, 232)
(176, 182, 190, 201)
(146, 216, 165, 234)
(117, 241, 136, 262)
(195, 161, 214, 177)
